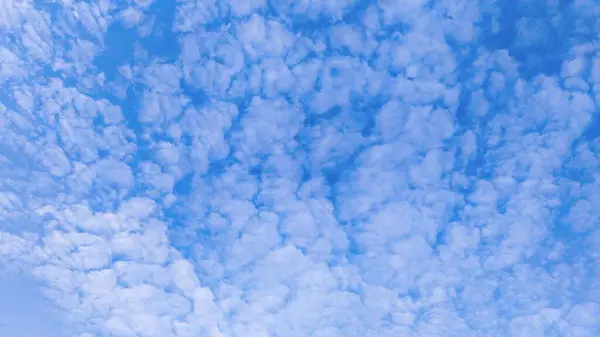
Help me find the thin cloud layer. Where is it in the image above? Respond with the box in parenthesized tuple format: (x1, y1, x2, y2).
(1, 0, 599, 336)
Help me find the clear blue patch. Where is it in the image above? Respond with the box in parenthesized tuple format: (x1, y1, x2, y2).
(580, 113, 600, 140)
(173, 172, 195, 196)
(94, 23, 137, 80)
(181, 80, 210, 107)
(480, 0, 577, 78)
(143, 1, 180, 61)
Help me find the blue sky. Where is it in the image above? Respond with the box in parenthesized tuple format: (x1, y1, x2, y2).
(0, 0, 599, 336)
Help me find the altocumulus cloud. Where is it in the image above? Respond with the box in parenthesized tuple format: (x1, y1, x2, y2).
(0, 0, 599, 336)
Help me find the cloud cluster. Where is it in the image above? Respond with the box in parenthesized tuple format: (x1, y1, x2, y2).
(1, 0, 599, 336)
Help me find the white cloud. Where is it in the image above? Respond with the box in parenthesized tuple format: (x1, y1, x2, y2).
(41, 231, 112, 270)
(236, 14, 296, 60)
(173, 0, 220, 32)
(567, 302, 600, 328)
(120, 7, 144, 27)
(96, 159, 134, 189)
(228, 0, 266, 17)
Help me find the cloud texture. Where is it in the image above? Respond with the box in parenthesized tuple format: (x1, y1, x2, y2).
(1, 0, 600, 336)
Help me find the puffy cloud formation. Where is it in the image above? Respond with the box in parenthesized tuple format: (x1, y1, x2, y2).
(1, 0, 600, 336)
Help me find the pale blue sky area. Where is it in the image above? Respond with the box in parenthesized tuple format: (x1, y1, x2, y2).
(0, 269, 68, 337)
